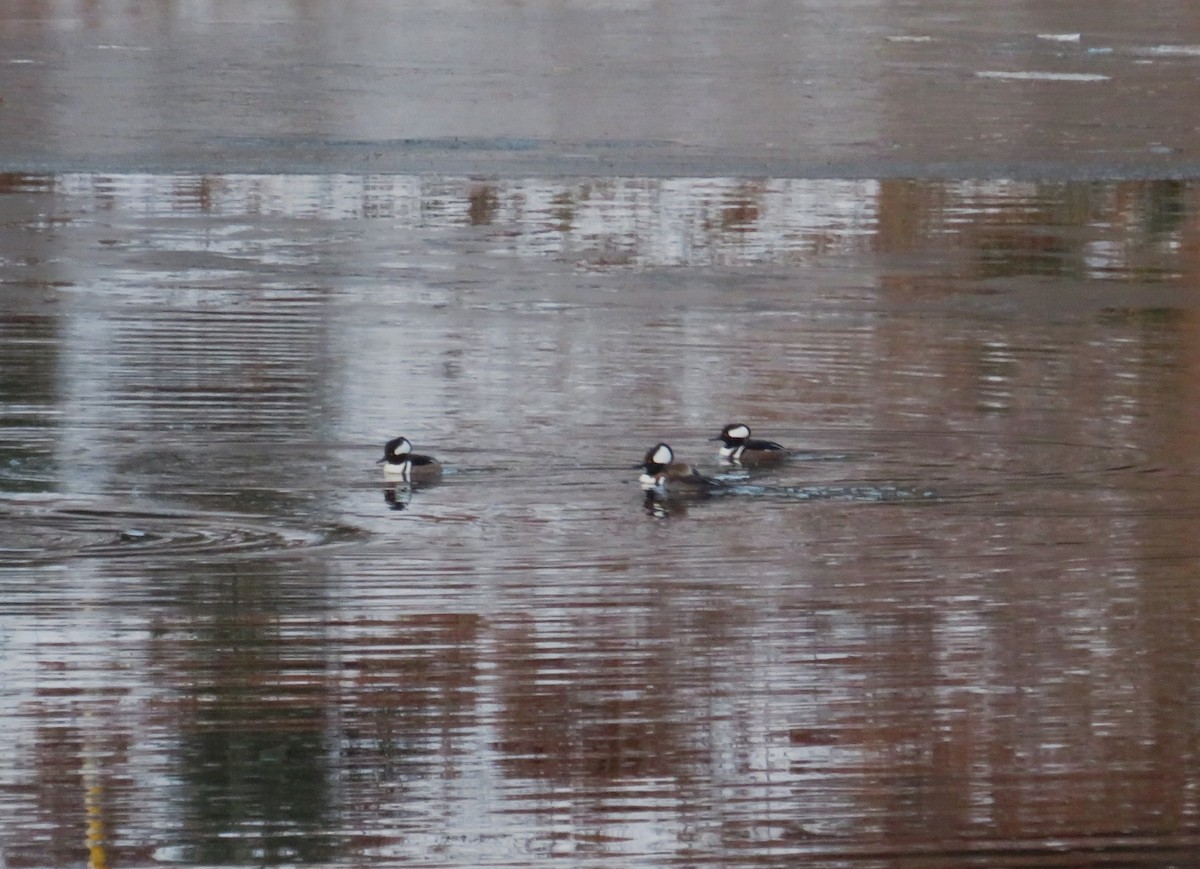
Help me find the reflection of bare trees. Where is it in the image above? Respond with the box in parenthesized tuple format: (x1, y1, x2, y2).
(877, 179, 1200, 282)
(29, 174, 1200, 281)
(490, 616, 683, 783)
(815, 179, 1200, 852)
(337, 612, 481, 791)
(18, 698, 134, 868)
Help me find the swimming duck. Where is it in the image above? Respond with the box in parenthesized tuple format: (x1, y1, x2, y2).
(379, 435, 443, 483)
(639, 442, 719, 494)
(710, 423, 788, 465)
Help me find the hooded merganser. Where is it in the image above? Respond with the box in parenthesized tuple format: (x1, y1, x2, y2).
(639, 442, 719, 494)
(710, 423, 788, 465)
(378, 436, 443, 483)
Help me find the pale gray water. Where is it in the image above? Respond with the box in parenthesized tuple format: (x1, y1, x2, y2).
(3, 174, 1200, 866)
(4, 0, 1200, 177)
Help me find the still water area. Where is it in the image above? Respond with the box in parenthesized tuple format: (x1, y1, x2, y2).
(3, 173, 1200, 866)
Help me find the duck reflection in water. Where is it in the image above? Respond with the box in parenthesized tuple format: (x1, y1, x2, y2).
(644, 489, 690, 518)
(384, 484, 413, 511)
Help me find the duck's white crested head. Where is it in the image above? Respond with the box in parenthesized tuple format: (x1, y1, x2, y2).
(384, 435, 413, 461)
(723, 423, 751, 441)
(639, 442, 674, 490)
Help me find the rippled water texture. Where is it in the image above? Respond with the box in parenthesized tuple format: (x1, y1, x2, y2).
(4, 174, 1200, 866)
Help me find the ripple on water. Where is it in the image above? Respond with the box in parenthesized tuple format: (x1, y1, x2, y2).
(0, 495, 366, 566)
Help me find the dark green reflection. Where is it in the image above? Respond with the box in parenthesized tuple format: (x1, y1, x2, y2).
(179, 723, 332, 864)
(169, 563, 337, 865)
(0, 175, 64, 494)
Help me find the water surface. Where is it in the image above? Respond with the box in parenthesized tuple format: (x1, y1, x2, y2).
(3, 174, 1200, 866)
(6, 1, 1200, 175)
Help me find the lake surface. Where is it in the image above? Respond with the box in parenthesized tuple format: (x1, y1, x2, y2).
(6, 0, 1200, 177)
(3, 173, 1200, 866)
